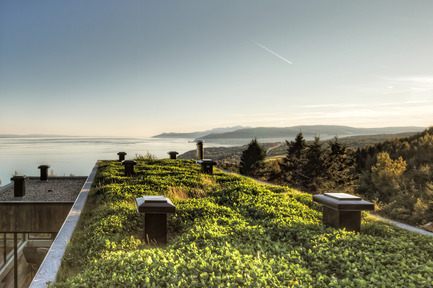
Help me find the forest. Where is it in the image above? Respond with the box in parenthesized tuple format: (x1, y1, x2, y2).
(229, 127, 433, 228)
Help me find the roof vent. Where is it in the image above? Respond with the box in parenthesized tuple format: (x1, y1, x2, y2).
(11, 175, 29, 197)
(38, 165, 50, 181)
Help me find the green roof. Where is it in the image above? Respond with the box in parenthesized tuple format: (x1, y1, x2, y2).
(53, 159, 433, 287)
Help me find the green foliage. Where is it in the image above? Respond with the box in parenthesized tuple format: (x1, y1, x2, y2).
(53, 159, 433, 287)
(239, 138, 266, 176)
(284, 132, 308, 187)
(283, 133, 357, 194)
(356, 127, 433, 225)
(135, 152, 158, 160)
(323, 137, 357, 193)
(371, 152, 406, 181)
(303, 136, 326, 193)
(369, 152, 407, 202)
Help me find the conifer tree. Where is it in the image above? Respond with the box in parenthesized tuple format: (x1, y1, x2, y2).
(303, 136, 326, 193)
(325, 136, 356, 192)
(284, 132, 308, 187)
(239, 138, 266, 176)
(286, 132, 307, 161)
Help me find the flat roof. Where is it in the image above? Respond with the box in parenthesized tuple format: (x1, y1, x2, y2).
(0, 177, 86, 202)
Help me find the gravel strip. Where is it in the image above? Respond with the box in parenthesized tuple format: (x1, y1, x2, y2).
(370, 213, 433, 237)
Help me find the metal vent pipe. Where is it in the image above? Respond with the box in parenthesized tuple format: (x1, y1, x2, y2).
(11, 175, 29, 197)
(38, 165, 50, 181)
(196, 140, 204, 160)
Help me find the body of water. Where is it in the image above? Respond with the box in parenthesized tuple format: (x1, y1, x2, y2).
(0, 136, 240, 186)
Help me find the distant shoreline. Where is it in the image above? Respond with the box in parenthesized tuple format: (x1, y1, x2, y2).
(153, 125, 426, 141)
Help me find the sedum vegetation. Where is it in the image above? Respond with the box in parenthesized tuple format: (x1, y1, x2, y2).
(52, 159, 433, 287)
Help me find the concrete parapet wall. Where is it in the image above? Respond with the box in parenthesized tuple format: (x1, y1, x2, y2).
(29, 161, 100, 288)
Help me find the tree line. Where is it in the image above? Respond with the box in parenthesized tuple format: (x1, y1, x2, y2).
(238, 127, 433, 226)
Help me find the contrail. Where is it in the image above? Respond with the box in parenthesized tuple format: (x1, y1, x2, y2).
(255, 42, 293, 64)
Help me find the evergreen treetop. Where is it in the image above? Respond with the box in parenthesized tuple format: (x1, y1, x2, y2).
(239, 138, 266, 176)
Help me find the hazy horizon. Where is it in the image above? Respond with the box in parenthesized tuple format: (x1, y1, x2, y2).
(1, 1, 433, 137)
(0, 124, 429, 139)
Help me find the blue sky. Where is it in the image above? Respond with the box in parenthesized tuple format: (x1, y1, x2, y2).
(1, 0, 432, 137)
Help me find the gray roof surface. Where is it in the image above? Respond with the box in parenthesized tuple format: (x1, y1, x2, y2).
(0, 177, 86, 202)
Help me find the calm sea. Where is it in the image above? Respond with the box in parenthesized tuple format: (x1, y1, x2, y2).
(0, 136, 238, 186)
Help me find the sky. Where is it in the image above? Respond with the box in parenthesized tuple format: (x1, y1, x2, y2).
(1, 0, 433, 137)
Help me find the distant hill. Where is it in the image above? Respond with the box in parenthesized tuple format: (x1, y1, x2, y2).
(199, 125, 425, 141)
(152, 126, 250, 138)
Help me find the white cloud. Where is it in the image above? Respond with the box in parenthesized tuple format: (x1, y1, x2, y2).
(298, 100, 433, 110)
(382, 76, 433, 97)
(295, 101, 433, 127)
(297, 103, 363, 109)
(387, 76, 433, 86)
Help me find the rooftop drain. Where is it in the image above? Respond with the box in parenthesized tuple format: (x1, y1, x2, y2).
(135, 196, 175, 245)
(197, 159, 217, 175)
(196, 140, 204, 160)
(10, 175, 29, 197)
(168, 151, 179, 159)
(117, 152, 127, 162)
(38, 165, 50, 181)
(313, 193, 374, 233)
(122, 160, 137, 177)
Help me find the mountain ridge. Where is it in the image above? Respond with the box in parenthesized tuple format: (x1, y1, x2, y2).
(152, 126, 250, 138)
(152, 125, 426, 141)
(199, 125, 426, 140)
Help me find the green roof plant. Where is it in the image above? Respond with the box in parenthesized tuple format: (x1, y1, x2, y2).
(53, 159, 433, 287)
